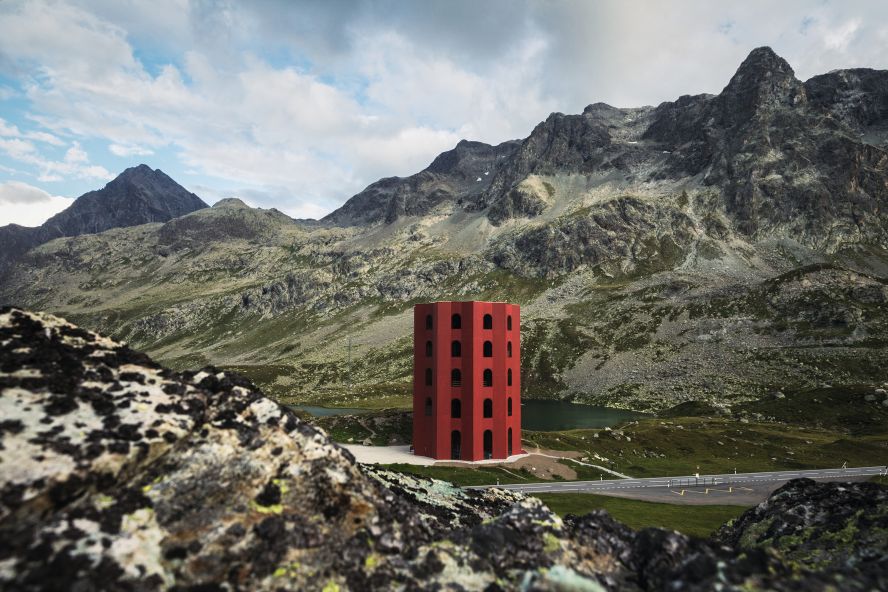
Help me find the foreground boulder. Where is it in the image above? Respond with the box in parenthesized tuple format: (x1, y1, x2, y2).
(1, 308, 886, 590)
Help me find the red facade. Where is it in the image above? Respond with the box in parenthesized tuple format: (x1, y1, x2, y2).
(412, 301, 521, 460)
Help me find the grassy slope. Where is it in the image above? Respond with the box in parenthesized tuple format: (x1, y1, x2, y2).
(535, 492, 747, 538)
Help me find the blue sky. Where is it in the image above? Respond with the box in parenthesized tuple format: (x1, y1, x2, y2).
(0, 0, 886, 226)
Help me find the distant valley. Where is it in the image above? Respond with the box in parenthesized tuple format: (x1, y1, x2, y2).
(2, 47, 887, 414)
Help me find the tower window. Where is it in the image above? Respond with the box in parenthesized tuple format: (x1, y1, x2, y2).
(424, 397, 432, 416)
(483, 398, 493, 418)
(425, 314, 433, 330)
(451, 368, 462, 387)
(451, 314, 461, 329)
(451, 398, 461, 418)
(507, 368, 513, 386)
(507, 315, 512, 331)
(508, 397, 513, 416)
(425, 368, 432, 386)
(451, 340, 461, 357)
(483, 314, 493, 330)
(483, 341, 493, 357)
(483, 369, 493, 387)
(425, 340, 432, 357)
(507, 341, 512, 358)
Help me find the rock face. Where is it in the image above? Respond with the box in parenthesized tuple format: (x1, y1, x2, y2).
(717, 478, 888, 586)
(322, 139, 520, 226)
(0, 164, 207, 274)
(644, 47, 888, 248)
(1, 309, 887, 590)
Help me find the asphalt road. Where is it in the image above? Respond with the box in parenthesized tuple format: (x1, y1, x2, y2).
(467, 466, 886, 504)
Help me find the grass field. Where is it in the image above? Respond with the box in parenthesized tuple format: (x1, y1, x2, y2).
(522, 417, 888, 478)
(534, 492, 748, 538)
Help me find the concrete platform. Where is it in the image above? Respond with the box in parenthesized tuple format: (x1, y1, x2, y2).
(342, 444, 528, 466)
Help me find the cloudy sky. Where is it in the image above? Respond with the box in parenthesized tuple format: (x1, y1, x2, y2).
(0, 0, 886, 226)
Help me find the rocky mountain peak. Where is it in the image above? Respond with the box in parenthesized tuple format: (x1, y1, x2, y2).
(100, 164, 194, 199)
(582, 102, 622, 117)
(212, 197, 251, 209)
(39, 164, 208, 237)
(119, 162, 155, 176)
(426, 139, 498, 174)
(717, 46, 806, 125)
(0, 164, 208, 276)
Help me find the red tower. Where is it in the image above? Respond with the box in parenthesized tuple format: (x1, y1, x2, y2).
(412, 301, 521, 460)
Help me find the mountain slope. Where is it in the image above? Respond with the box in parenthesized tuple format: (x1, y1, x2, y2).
(1, 47, 887, 413)
(0, 164, 208, 274)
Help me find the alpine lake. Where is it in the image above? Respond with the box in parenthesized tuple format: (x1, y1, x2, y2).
(291, 399, 645, 431)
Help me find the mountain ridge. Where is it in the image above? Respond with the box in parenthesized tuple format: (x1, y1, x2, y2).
(0, 164, 208, 274)
(2, 47, 887, 413)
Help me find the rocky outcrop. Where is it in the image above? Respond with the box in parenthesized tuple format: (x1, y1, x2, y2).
(481, 103, 631, 224)
(644, 47, 888, 249)
(2, 309, 887, 590)
(322, 139, 520, 226)
(0, 164, 207, 274)
(717, 478, 888, 588)
(156, 199, 294, 251)
(489, 197, 695, 278)
(805, 68, 888, 136)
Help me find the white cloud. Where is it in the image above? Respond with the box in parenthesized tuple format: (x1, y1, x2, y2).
(0, 135, 111, 183)
(64, 141, 88, 163)
(0, 137, 37, 160)
(25, 131, 64, 146)
(108, 143, 154, 157)
(0, 180, 73, 226)
(0, 117, 64, 146)
(821, 19, 862, 52)
(0, 118, 21, 136)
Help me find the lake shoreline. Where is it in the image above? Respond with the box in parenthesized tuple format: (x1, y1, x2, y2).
(290, 399, 648, 432)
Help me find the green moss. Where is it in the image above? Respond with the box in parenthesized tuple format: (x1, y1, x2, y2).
(542, 531, 562, 553)
(738, 516, 774, 548)
(251, 500, 284, 515)
(364, 554, 380, 569)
